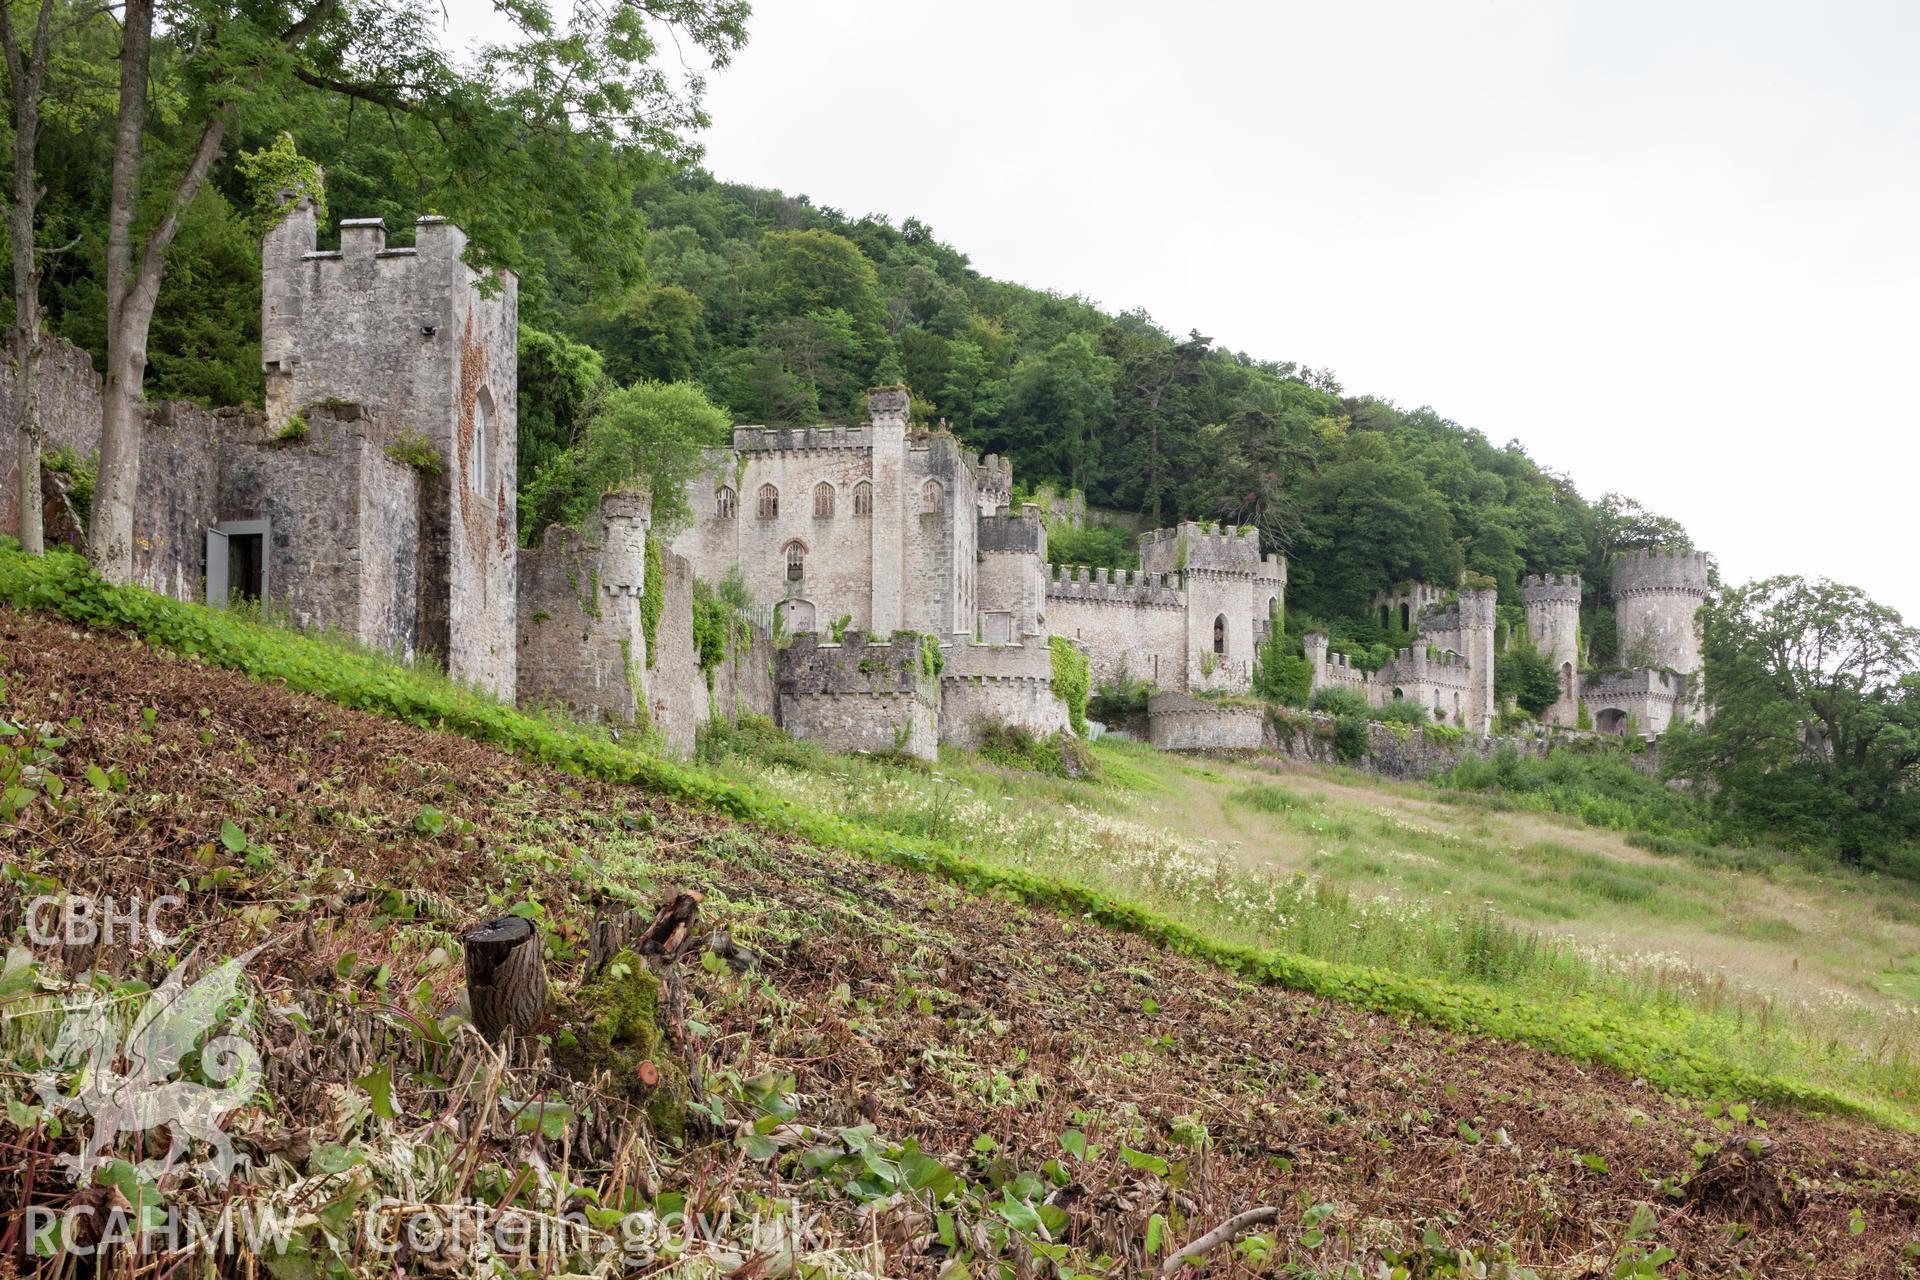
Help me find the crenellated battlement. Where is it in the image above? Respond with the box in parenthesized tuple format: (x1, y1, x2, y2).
(1521, 572, 1583, 606)
(1612, 548, 1710, 597)
(1139, 520, 1266, 574)
(732, 424, 876, 452)
(1045, 563, 1184, 606)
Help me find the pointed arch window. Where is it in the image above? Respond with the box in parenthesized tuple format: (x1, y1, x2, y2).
(814, 481, 835, 518)
(757, 484, 779, 519)
(470, 392, 490, 497)
(784, 540, 806, 581)
(1213, 614, 1227, 655)
(853, 481, 873, 516)
(715, 486, 736, 520)
(921, 478, 945, 514)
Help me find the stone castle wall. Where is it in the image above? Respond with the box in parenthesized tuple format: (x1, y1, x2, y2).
(975, 505, 1046, 642)
(1522, 572, 1583, 727)
(650, 550, 701, 757)
(1146, 694, 1660, 782)
(0, 336, 109, 543)
(1146, 692, 1266, 751)
(775, 632, 938, 761)
(1581, 667, 1692, 739)
(219, 403, 421, 656)
(1045, 566, 1189, 691)
(134, 403, 226, 604)
(699, 619, 776, 728)
(1612, 549, 1709, 678)
(516, 491, 649, 728)
(938, 642, 1070, 748)
(261, 201, 517, 697)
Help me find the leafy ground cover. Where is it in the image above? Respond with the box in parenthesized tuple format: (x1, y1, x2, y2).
(3, 609, 1919, 1275)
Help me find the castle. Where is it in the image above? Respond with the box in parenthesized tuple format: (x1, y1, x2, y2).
(0, 197, 1709, 760)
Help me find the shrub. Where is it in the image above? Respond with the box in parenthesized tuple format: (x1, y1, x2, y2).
(1309, 686, 1369, 719)
(1045, 520, 1137, 571)
(1332, 713, 1370, 763)
(41, 448, 96, 524)
(977, 724, 1096, 779)
(1496, 643, 1562, 716)
(1088, 661, 1153, 719)
(272, 413, 309, 444)
(1374, 698, 1429, 726)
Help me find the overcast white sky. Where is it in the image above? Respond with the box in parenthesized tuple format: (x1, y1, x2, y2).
(455, 0, 1919, 617)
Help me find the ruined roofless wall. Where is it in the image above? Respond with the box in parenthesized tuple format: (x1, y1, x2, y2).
(775, 632, 938, 761)
(651, 549, 701, 758)
(218, 402, 420, 655)
(0, 334, 225, 599)
(261, 198, 518, 698)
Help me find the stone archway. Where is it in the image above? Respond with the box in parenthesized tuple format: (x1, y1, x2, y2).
(1595, 707, 1628, 735)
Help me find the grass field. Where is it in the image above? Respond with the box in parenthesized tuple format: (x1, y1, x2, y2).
(699, 722, 1920, 1119)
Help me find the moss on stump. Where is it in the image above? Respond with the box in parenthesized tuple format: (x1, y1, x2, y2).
(554, 949, 687, 1139)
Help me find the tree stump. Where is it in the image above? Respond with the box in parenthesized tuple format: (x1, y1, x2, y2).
(463, 915, 548, 1043)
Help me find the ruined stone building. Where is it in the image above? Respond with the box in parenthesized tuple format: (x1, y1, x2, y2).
(1303, 550, 1708, 739)
(1305, 586, 1499, 732)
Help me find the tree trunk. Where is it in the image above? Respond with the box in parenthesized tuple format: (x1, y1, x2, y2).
(89, 0, 151, 584)
(1, 0, 53, 554)
(463, 915, 548, 1043)
(89, 0, 224, 584)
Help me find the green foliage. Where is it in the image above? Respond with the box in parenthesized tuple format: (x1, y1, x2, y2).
(1375, 698, 1429, 726)
(1087, 660, 1154, 720)
(516, 328, 606, 529)
(1044, 519, 1137, 571)
(976, 725, 1095, 779)
(521, 380, 730, 539)
(1664, 576, 1920, 868)
(1049, 637, 1090, 736)
(916, 632, 944, 679)
(233, 132, 326, 230)
(272, 413, 309, 444)
(1309, 686, 1370, 719)
(691, 578, 749, 686)
(0, 546, 1900, 1127)
(641, 535, 664, 669)
(1435, 744, 1710, 841)
(1254, 625, 1312, 708)
(41, 448, 95, 524)
(1497, 644, 1563, 717)
(383, 429, 444, 475)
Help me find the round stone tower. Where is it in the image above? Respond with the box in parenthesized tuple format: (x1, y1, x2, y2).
(1612, 550, 1709, 674)
(1521, 572, 1582, 726)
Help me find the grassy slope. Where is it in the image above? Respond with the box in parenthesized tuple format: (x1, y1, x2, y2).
(0, 546, 1909, 1129)
(4, 608, 1918, 1276)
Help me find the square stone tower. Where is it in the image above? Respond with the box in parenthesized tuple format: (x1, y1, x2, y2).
(261, 190, 518, 698)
